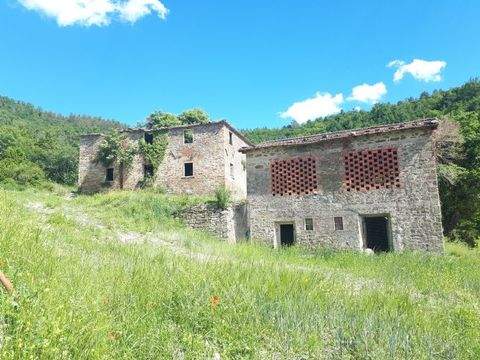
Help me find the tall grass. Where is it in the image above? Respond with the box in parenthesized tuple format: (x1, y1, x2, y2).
(0, 188, 479, 358)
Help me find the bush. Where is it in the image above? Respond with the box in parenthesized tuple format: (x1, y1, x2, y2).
(0, 159, 45, 185)
(214, 186, 231, 210)
(178, 108, 210, 125)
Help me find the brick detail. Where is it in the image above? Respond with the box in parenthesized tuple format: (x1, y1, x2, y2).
(271, 157, 317, 196)
(343, 148, 400, 191)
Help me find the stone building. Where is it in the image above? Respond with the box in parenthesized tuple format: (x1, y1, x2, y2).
(241, 119, 444, 253)
(78, 121, 252, 198)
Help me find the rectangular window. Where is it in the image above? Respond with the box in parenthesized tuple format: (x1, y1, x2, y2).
(230, 163, 235, 179)
(184, 129, 194, 144)
(144, 132, 154, 145)
(105, 168, 114, 182)
(334, 217, 344, 231)
(184, 162, 194, 177)
(229, 131, 233, 145)
(305, 218, 314, 231)
(144, 164, 154, 178)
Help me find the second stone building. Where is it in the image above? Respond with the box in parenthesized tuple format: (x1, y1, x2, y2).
(241, 119, 444, 253)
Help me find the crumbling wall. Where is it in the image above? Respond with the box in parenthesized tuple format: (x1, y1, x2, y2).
(78, 131, 144, 193)
(177, 203, 248, 244)
(78, 122, 249, 197)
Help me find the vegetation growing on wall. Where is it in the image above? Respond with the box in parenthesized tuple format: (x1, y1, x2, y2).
(97, 131, 137, 188)
(147, 108, 210, 128)
(214, 186, 232, 210)
(138, 130, 169, 187)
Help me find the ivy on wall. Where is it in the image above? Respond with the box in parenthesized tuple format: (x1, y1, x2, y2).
(96, 129, 169, 189)
(137, 130, 169, 185)
(96, 130, 137, 188)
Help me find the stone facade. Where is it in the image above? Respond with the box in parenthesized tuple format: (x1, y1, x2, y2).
(78, 121, 250, 198)
(242, 120, 444, 253)
(177, 203, 249, 243)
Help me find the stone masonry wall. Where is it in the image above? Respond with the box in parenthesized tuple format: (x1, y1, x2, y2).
(154, 123, 226, 196)
(245, 128, 444, 253)
(78, 131, 144, 193)
(223, 126, 248, 199)
(178, 203, 249, 244)
(78, 122, 249, 197)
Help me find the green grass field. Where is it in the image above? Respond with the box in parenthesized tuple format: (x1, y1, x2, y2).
(0, 187, 479, 359)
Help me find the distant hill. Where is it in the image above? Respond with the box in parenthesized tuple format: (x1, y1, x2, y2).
(244, 79, 480, 144)
(0, 96, 124, 184)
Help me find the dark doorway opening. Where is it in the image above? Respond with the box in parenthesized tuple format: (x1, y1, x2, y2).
(279, 224, 295, 247)
(363, 216, 390, 252)
(144, 164, 154, 178)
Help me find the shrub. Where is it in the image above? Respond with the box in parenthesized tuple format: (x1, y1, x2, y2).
(178, 108, 210, 125)
(214, 186, 231, 210)
(0, 158, 45, 185)
(147, 111, 181, 128)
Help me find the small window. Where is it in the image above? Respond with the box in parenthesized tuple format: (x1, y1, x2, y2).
(144, 132, 154, 145)
(305, 218, 314, 231)
(184, 129, 194, 144)
(230, 163, 234, 179)
(334, 217, 344, 231)
(229, 131, 233, 145)
(184, 162, 193, 177)
(144, 164, 154, 178)
(105, 168, 114, 182)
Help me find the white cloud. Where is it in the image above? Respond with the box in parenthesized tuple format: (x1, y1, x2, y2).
(388, 59, 447, 82)
(118, 0, 168, 22)
(18, 0, 168, 26)
(280, 92, 344, 124)
(347, 82, 387, 104)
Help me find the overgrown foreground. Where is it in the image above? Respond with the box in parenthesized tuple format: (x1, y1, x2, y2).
(0, 188, 479, 359)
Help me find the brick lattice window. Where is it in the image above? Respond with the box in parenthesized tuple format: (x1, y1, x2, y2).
(343, 148, 400, 191)
(271, 157, 317, 196)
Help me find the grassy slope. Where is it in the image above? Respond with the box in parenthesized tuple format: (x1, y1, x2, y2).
(0, 188, 479, 359)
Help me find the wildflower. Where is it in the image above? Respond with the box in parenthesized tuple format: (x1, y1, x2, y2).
(210, 295, 220, 311)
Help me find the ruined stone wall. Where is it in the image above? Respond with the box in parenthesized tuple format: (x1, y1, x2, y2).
(178, 203, 249, 243)
(78, 131, 144, 193)
(78, 122, 248, 197)
(154, 123, 226, 195)
(246, 128, 444, 253)
(222, 126, 248, 199)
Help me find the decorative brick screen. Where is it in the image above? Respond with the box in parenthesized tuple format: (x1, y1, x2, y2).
(271, 157, 317, 196)
(343, 148, 400, 191)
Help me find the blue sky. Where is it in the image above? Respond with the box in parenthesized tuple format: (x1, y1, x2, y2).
(0, 0, 479, 129)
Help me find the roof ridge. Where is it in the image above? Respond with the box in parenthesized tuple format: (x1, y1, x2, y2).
(240, 118, 439, 152)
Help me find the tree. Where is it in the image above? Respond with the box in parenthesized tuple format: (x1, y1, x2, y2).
(147, 111, 181, 128)
(178, 108, 210, 125)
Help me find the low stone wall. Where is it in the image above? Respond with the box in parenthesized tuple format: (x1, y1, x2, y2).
(177, 203, 248, 244)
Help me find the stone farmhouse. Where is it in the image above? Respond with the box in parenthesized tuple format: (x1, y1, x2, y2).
(79, 121, 252, 198)
(79, 118, 444, 253)
(241, 119, 443, 253)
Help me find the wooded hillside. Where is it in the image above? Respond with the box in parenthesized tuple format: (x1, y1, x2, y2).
(0, 96, 123, 185)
